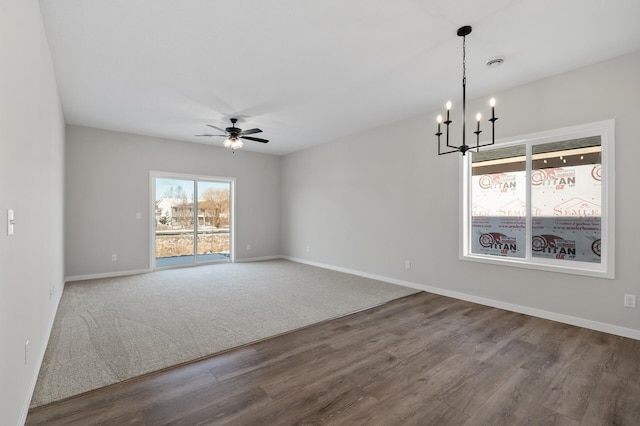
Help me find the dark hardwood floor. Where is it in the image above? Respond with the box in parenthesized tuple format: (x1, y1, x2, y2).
(26, 292, 640, 425)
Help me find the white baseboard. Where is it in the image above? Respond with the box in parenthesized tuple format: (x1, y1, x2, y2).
(20, 278, 65, 425)
(63, 257, 287, 282)
(235, 255, 283, 263)
(65, 268, 151, 282)
(64, 257, 288, 282)
(284, 256, 640, 341)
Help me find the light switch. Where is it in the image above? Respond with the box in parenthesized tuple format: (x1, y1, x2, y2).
(7, 209, 15, 235)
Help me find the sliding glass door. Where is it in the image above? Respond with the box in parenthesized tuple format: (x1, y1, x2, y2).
(196, 180, 231, 262)
(153, 173, 233, 268)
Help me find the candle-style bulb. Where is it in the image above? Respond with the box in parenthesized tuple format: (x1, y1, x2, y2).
(446, 101, 452, 110)
(489, 98, 496, 121)
(437, 115, 442, 123)
(476, 113, 482, 121)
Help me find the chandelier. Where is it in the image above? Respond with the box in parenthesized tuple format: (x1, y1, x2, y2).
(436, 26, 497, 156)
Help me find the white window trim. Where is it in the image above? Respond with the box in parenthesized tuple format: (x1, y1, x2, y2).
(460, 120, 615, 279)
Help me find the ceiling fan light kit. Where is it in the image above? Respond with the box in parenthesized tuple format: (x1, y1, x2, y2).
(223, 136, 244, 151)
(436, 25, 498, 156)
(195, 117, 269, 153)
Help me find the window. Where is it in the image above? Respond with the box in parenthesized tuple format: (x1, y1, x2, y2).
(461, 120, 614, 278)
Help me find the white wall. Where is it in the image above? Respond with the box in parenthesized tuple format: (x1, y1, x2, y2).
(282, 51, 640, 337)
(65, 125, 281, 278)
(0, 6, 635, 423)
(0, 1, 66, 424)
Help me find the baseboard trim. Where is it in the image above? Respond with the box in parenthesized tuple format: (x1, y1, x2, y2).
(65, 268, 151, 282)
(235, 255, 284, 263)
(20, 278, 65, 425)
(64, 257, 289, 282)
(284, 256, 640, 341)
(65, 258, 287, 281)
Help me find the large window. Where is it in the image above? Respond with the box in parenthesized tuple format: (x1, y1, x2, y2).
(462, 120, 614, 278)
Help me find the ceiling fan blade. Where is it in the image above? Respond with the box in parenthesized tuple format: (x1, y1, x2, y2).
(206, 124, 226, 132)
(241, 136, 269, 143)
(194, 134, 225, 137)
(240, 128, 262, 135)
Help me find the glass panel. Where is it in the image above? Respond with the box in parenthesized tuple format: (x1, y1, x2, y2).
(470, 145, 526, 258)
(155, 178, 195, 266)
(196, 181, 231, 262)
(531, 136, 601, 263)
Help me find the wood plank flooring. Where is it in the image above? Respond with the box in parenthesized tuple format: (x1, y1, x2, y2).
(26, 292, 640, 425)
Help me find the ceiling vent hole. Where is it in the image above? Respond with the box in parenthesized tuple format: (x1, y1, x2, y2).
(486, 57, 505, 68)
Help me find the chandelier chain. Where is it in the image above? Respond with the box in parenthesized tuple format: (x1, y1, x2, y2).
(462, 35, 466, 84)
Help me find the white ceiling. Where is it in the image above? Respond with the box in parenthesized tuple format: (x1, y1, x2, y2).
(39, 0, 640, 155)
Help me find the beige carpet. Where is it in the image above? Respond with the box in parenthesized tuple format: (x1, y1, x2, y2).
(31, 259, 418, 407)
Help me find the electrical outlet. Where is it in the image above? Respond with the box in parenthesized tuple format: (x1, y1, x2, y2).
(112, 254, 117, 261)
(306, 246, 310, 253)
(25, 340, 29, 365)
(136, 212, 141, 220)
(405, 260, 411, 270)
(624, 294, 637, 308)
(246, 244, 251, 251)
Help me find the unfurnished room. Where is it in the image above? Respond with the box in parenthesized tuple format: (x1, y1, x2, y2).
(1, 1, 640, 425)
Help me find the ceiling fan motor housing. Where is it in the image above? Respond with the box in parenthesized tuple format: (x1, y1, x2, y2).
(226, 117, 240, 136)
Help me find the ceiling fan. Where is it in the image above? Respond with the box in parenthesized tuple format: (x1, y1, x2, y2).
(195, 118, 269, 152)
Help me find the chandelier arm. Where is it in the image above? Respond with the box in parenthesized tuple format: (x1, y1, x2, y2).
(490, 116, 498, 145)
(437, 132, 460, 155)
(445, 120, 456, 148)
(474, 129, 482, 152)
(437, 128, 463, 155)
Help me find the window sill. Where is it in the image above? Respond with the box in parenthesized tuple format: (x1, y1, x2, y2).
(461, 253, 614, 279)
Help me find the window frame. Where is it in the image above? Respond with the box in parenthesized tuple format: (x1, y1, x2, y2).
(460, 120, 615, 279)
